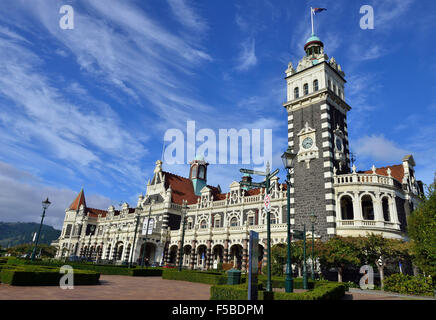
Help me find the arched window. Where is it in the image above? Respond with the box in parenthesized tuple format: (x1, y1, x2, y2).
(117, 246, 123, 260)
(200, 220, 207, 229)
(333, 84, 337, 94)
(214, 217, 221, 228)
(198, 166, 205, 180)
(328, 80, 331, 89)
(294, 87, 299, 99)
(230, 217, 238, 227)
(361, 195, 374, 220)
(191, 165, 198, 179)
(65, 224, 72, 237)
(248, 216, 255, 225)
(338, 89, 342, 99)
(382, 197, 390, 221)
(313, 79, 319, 92)
(303, 83, 309, 95)
(187, 221, 193, 230)
(340, 195, 354, 220)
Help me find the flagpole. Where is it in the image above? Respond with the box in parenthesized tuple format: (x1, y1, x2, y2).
(310, 7, 314, 35)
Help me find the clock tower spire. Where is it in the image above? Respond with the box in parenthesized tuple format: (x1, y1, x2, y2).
(283, 30, 351, 240)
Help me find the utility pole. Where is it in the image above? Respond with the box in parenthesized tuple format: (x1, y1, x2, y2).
(240, 162, 279, 293)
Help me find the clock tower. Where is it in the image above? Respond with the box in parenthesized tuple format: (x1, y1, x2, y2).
(283, 33, 351, 239)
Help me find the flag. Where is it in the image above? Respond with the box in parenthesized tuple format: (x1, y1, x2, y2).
(313, 8, 327, 14)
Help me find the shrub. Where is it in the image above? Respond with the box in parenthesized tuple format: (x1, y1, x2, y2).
(129, 268, 163, 277)
(210, 281, 346, 300)
(0, 265, 100, 286)
(384, 273, 434, 296)
(162, 269, 228, 285)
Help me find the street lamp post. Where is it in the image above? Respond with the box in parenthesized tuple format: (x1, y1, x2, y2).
(31, 198, 51, 261)
(178, 200, 188, 271)
(141, 199, 155, 267)
(281, 147, 297, 293)
(303, 224, 308, 290)
(310, 211, 317, 280)
(129, 212, 141, 268)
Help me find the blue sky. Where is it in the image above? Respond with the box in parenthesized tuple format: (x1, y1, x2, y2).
(0, 0, 435, 229)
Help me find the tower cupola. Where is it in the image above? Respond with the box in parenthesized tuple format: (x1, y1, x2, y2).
(189, 155, 209, 195)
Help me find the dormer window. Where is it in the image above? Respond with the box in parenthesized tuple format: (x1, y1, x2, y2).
(294, 87, 299, 99)
(313, 79, 319, 92)
(191, 165, 198, 179)
(303, 83, 309, 95)
(198, 166, 205, 180)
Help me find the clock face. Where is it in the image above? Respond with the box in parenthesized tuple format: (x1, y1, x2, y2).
(336, 138, 342, 151)
(302, 137, 313, 149)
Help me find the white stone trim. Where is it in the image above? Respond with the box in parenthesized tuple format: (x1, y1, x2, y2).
(326, 204, 335, 211)
(321, 122, 331, 129)
(325, 182, 333, 189)
(322, 131, 331, 138)
(320, 103, 329, 111)
(327, 228, 336, 235)
(323, 161, 332, 168)
(323, 151, 332, 158)
(321, 113, 330, 120)
(324, 171, 332, 178)
(326, 216, 335, 223)
(325, 193, 334, 200)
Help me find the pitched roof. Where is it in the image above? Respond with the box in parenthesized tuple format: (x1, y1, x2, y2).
(163, 171, 199, 205)
(69, 188, 86, 210)
(362, 164, 404, 183)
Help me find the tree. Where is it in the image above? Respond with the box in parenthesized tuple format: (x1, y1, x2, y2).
(318, 236, 361, 282)
(407, 182, 436, 279)
(6, 244, 57, 259)
(271, 244, 286, 276)
(360, 234, 409, 289)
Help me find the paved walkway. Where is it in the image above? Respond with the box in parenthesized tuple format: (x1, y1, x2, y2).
(0, 275, 211, 300)
(343, 288, 435, 300)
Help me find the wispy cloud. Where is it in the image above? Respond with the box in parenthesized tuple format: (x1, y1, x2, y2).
(354, 134, 409, 164)
(167, 0, 208, 33)
(236, 38, 257, 71)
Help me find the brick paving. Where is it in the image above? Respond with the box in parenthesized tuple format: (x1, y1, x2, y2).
(0, 276, 433, 300)
(0, 275, 211, 300)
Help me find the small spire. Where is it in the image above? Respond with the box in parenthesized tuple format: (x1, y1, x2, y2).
(387, 168, 392, 177)
(352, 164, 357, 173)
(372, 165, 376, 174)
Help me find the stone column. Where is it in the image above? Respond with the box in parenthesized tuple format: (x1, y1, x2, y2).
(206, 240, 212, 269)
(190, 240, 197, 270)
(242, 239, 248, 271)
(223, 239, 229, 263)
(353, 192, 363, 221)
(176, 240, 182, 266)
(373, 197, 384, 222)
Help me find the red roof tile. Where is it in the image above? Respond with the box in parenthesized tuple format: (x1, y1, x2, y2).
(69, 188, 86, 210)
(363, 164, 404, 183)
(163, 171, 199, 205)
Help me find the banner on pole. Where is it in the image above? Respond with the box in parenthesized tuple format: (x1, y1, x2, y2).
(141, 218, 154, 235)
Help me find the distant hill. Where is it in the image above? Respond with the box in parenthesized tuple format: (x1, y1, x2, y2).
(0, 222, 61, 247)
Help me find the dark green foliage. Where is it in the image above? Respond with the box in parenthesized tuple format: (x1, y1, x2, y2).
(407, 183, 436, 278)
(162, 269, 228, 285)
(210, 281, 347, 300)
(0, 222, 60, 247)
(0, 265, 100, 286)
(6, 244, 57, 259)
(384, 273, 434, 296)
(130, 268, 163, 277)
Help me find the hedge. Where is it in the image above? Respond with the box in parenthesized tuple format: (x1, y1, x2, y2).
(0, 265, 100, 286)
(4, 258, 163, 277)
(210, 281, 347, 300)
(384, 273, 434, 296)
(162, 269, 228, 285)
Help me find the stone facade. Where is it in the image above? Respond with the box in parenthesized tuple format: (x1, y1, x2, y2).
(54, 33, 423, 270)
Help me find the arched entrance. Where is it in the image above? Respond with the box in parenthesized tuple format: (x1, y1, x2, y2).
(382, 197, 390, 221)
(182, 245, 192, 267)
(361, 195, 374, 220)
(229, 244, 243, 269)
(212, 244, 224, 267)
(340, 195, 354, 220)
(169, 245, 178, 264)
(196, 245, 207, 269)
(139, 242, 157, 264)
